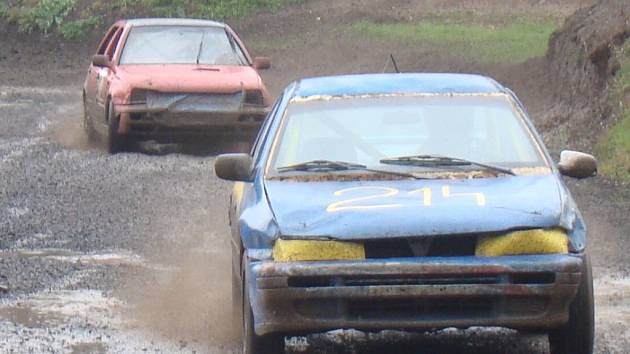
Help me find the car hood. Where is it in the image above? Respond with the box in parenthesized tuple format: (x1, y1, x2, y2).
(265, 174, 564, 239)
(115, 64, 261, 93)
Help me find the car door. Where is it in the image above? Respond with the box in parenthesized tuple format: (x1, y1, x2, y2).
(85, 26, 118, 121)
(94, 26, 124, 124)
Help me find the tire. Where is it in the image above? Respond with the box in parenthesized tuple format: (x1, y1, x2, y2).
(242, 274, 284, 354)
(82, 99, 95, 143)
(106, 99, 127, 154)
(548, 253, 594, 354)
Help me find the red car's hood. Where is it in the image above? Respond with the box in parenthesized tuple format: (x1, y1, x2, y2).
(115, 64, 262, 93)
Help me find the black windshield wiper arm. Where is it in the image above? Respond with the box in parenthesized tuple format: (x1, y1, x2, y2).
(380, 154, 515, 176)
(277, 160, 426, 179)
(196, 33, 205, 65)
(277, 160, 366, 172)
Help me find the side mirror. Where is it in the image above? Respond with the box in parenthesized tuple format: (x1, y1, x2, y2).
(253, 57, 271, 70)
(558, 150, 597, 178)
(92, 54, 111, 67)
(215, 153, 253, 182)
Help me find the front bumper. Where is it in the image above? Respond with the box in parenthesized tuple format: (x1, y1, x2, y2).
(247, 254, 583, 336)
(114, 103, 269, 137)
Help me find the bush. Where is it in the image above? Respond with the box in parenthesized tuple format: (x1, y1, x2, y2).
(596, 41, 630, 182)
(58, 16, 100, 39)
(17, 0, 76, 33)
(2, 0, 304, 38)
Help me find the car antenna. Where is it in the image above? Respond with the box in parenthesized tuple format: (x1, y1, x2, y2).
(382, 54, 401, 73)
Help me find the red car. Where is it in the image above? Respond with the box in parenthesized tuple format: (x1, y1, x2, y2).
(83, 18, 272, 153)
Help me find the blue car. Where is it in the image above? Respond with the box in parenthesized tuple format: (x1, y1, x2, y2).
(215, 73, 597, 354)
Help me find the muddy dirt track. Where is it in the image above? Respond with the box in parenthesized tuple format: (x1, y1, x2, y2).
(1, 0, 629, 353)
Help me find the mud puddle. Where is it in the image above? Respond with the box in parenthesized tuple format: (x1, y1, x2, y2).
(0, 288, 220, 353)
(13, 248, 147, 267)
(0, 248, 151, 268)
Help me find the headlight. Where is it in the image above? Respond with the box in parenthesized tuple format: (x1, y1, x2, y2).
(130, 89, 147, 104)
(244, 90, 264, 105)
(273, 239, 365, 262)
(475, 229, 569, 257)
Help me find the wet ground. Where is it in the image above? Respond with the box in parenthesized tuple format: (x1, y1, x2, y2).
(1, 1, 630, 353)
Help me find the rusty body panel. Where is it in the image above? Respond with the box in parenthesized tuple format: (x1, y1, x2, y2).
(248, 254, 583, 335)
(83, 18, 271, 141)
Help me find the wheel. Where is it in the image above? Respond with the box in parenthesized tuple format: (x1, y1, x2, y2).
(242, 274, 284, 354)
(106, 99, 128, 154)
(82, 99, 96, 143)
(548, 253, 594, 354)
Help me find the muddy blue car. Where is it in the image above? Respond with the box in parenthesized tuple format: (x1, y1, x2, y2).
(215, 73, 597, 354)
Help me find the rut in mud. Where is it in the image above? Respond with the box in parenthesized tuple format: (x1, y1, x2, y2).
(0, 0, 629, 353)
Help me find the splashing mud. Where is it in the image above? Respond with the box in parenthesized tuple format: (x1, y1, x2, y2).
(124, 249, 237, 348)
(45, 98, 91, 151)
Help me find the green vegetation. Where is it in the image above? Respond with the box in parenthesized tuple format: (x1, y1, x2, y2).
(351, 19, 557, 64)
(2, 0, 302, 39)
(596, 42, 630, 182)
(14, 0, 76, 34)
(58, 16, 101, 39)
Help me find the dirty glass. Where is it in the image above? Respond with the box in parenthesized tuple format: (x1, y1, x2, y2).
(119, 26, 247, 65)
(273, 95, 546, 170)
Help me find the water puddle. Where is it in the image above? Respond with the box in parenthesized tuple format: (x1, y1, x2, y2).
(0, 287, 230, 353)
(6, 248, 147, 267)
(69, 341, 108, 354)
(0, 290, 122, 328)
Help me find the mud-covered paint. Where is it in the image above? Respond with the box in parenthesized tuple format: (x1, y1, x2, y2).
(226, 73, 591, 335)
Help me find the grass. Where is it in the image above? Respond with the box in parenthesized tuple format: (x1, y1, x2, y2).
(2, 0, 303, 39)
(351, 18, 557, 64)
(596, 42, 630, 182)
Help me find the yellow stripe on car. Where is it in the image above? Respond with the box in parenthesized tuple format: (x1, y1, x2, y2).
(273, 239, 366, 262)
(475, 228, 569, 257)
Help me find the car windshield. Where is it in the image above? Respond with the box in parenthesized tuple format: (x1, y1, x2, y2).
(271, 94, 546, 173)
(119, 26, 247, 65)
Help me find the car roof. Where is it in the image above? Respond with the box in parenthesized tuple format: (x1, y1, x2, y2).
(293, 73, 504, 98)
(124, 18, 226, 28)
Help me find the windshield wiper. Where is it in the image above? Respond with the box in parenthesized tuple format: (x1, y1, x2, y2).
(277, 160, 424, 179)
(379, 154, 515, 176)
(195, 33, 205, 65)
(277, 160, 366, 172)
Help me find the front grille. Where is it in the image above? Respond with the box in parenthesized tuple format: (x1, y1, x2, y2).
(363, 235, 478, 259)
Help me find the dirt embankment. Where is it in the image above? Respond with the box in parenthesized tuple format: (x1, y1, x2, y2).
(541, 0, 629, 151)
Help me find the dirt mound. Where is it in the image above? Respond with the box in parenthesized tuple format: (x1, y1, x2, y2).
(541, 0, 629, 150)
